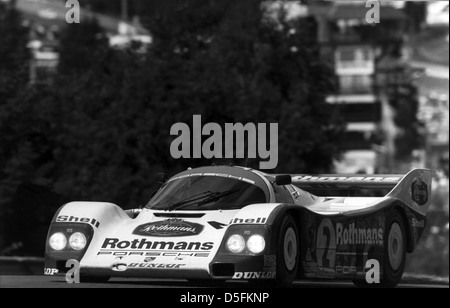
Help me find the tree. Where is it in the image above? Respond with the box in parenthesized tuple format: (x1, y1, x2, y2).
(390, 85, 424, 161)
(0, 0, 344, 255)
(0, 0, 31, 254)
(0, 0, 29, 101)
(58, 17, 108, 75)
(143, 0, 344, 173)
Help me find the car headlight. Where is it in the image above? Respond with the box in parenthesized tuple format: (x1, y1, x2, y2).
(247, 234, 266, 254)
(49, 232, 67, 251)
(69, 232, 87, 251)
(226, 234, 245, 253)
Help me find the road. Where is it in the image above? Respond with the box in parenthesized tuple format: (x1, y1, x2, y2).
(0, 275, 447, 288)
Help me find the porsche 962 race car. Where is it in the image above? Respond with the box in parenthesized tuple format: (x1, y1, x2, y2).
(45, 165, 431, 287)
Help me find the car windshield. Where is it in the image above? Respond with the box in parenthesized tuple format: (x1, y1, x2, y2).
(146, 175, 267, 211)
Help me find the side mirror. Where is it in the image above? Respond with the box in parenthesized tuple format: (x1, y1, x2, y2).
(275, 175, 292, 185)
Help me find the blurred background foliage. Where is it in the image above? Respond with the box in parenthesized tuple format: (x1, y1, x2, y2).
(0, 0, 447, 281)
(0, 0, 343, 256)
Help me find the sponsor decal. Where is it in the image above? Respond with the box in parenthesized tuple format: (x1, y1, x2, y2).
(305, 248, 313, 262)
(101, 238, 214, 251)
(133, 219, 204, 237)
(128, 263, 185, 269)
(317, 219, 336, 270)
(411, 179, 428, 206)
(335, 265, 357, 275)
(44, 268, 59, 276)
(303, 248, 318, 269)
(336, 223, 383, 246)
(412, 218, 425, 228)
(112, 263, 127, 272)
(263, 255, 276, 268)
(316, 267, 335, 278)
(144, 257, 156, 262)
(229, 217, 267, 225)
(208, 221, 228, 230)
(56, 215, 100, 228)
(303, 249, 319, 278)
(170, 173, 256, 185)
(97, 251, 210, 258)
(232, 271, 276, 279)
(293, 175, 401, 182)
(314, 218, 383, 278)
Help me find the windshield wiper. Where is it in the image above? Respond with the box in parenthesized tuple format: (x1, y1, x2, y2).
(165, 191, 214, 211)
(173, 189, 240, 210)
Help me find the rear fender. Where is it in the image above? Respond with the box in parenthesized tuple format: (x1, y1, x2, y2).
(387, 169, 432, 216)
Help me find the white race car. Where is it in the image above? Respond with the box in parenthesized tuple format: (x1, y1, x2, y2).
(45, 165, 431, 287)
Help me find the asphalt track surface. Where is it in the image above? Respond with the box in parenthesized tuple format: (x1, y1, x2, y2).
(0, 275, 448, 288)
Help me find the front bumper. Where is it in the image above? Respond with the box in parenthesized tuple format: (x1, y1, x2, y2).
(45, 253, 276, 280)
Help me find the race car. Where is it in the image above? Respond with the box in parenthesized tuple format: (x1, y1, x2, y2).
(44, 165, 431, 287)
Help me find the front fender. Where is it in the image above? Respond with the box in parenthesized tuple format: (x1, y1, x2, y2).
(44, 202, 130, 276)
(227, 203, 282, 225)
(53, 202, 130, 228)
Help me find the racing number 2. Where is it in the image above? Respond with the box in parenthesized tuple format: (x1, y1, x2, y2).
(316, 219, 336, 269)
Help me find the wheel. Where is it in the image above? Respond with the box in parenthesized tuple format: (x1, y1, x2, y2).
(382, 210, 406, 287)
(275, 214, 300, 287)
(353, 210, 406, 288)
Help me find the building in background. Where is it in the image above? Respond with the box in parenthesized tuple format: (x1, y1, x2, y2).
(308, 1, 423, 174)
(10, 0, 151, 85)
(426, 1, 449, 28)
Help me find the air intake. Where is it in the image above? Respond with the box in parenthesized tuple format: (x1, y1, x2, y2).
(153, 213, 205, 218)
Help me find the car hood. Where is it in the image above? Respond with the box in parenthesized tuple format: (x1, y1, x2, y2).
(79, 206, 275, 272)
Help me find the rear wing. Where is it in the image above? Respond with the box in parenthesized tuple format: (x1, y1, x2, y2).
(287, 169, 432, 215)
(291, 174, 402, 191)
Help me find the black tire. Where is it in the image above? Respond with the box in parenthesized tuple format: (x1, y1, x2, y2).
(275, 214, 300, 287)
(353, 210, 406, 288)
(381, 210, 407, 287)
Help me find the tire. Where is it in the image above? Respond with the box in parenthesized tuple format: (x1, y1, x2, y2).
(381, 210, 407, 287)
(353, 210, 406, 288)
(275, 214, 300, 287)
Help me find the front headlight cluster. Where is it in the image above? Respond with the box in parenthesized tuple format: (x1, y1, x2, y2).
(226, 233, 266, 254)
(49, 232, 67, 251)
(49, 232, 87, 251)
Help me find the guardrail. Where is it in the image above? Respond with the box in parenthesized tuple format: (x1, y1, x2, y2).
(0, 257, 44, 275)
